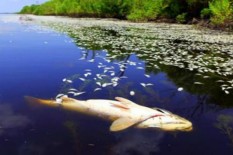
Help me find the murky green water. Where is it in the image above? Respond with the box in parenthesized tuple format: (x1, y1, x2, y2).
(0, 14, 233, 155)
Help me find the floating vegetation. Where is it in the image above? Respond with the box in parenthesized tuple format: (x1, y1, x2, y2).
(26, 16, 233, 99)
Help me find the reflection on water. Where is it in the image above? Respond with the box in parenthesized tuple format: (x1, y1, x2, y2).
(111, 130, 164, 155)
(215, 114, 233, 147)
(0, 104, 30, 135)
(0, 14, 233, 154)
(46, 22, 233, 106)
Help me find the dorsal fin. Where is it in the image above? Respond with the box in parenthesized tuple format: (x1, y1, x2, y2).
(110, 101, 129, 110)
(115, 97, 137, 106)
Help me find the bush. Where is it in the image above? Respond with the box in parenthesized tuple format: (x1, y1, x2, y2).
(127, 10, 146, 21)
(200, 8, 211, 19)
(166, 1, 180, 17)
(127, 0, 165, 21)
(176, 13, 187, 23)
(209, 0, 233, 25)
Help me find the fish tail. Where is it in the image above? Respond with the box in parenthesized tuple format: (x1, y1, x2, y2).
(24, 96, 59, 108)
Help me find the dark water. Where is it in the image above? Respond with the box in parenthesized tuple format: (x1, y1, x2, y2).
(0, 14, 233, 155)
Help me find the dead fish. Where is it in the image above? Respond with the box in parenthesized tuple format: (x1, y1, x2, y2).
(63, 78, 73, 83)
(68, 91, 85, 96)
(25, 96, 192, 132)
(140, 83, 154, 87)
(94, 88, 102, 92)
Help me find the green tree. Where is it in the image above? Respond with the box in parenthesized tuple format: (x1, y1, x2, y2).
(209, 0, 233, 25)
(18, 0, 233, 30)
(127, 0, 166, 21)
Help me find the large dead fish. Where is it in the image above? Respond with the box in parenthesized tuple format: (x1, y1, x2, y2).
(24, 96, 192, 132)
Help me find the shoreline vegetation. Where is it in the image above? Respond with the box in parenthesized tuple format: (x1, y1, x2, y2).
(19, 0, 233, 31)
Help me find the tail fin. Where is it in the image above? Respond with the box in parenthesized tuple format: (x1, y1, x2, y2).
(24, 96, 59, 108)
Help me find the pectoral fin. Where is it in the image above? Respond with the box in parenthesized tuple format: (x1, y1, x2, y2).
(110, 114, 158, 132)
(110, 117, 140, 132)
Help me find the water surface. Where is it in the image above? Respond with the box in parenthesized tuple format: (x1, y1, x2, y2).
(0, 14, 233, 155)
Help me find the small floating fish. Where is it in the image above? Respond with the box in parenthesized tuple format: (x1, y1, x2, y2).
(69, 88, 78, 92)
(96, 82, 102, 86)
(73, 92, 85, 96)
(88, 59, 94, 62)
(63, 78, 73, 83)
(194, 82, 203, 85)
(224, 90, 230, 94)
(177, 87, 183, 91)
(140, 83, 154, 87)
(110, 72, 115, 76)
(102, 83, 113, 87)
(56, 93, 66, 99)
(68, 91, 85, 96)
(137, 67, 144, 70)
(84, 72, 92, 77)
(94, 88, 102, 92)
(66, 80, 73, 83)
(120, 68, 125, 72)
(79, 78, 86, 81)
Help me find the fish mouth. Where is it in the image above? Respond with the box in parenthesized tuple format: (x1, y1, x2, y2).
(181, 125, 193, 131)
(160, 121, 193, 132)
(172, 115, 193, 131)
(175, 120, 193, 131)
(142, 117, 193, 132)
(163, 118, 193, 132)
(150, 114, 193, 132)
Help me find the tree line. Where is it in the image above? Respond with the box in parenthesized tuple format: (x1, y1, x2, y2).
(20, 0, 233, 29)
